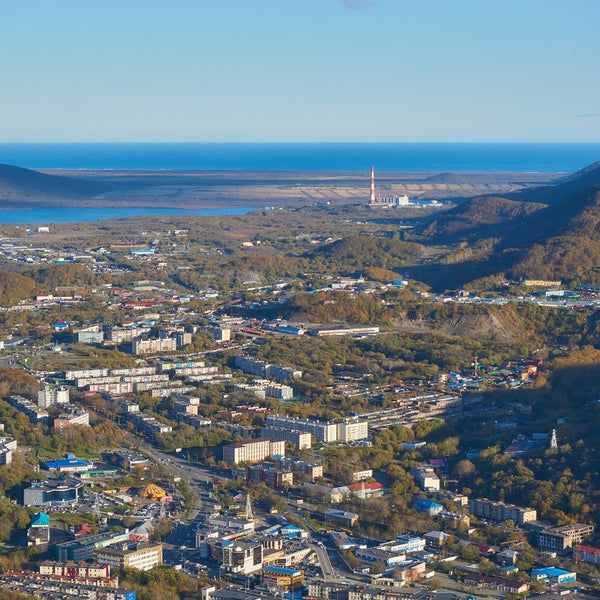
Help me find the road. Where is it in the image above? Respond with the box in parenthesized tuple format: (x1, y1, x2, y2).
(312, 542, 337, 581)
(129, 434, 214, 487)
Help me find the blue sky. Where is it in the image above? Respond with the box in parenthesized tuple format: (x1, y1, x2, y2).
(1, 0, 599, 142)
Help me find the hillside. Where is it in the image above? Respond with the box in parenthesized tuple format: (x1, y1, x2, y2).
(307, 235, 424, 271)
(0, 164, 106, 204)
(421, 196, 546, 242)
(509, 159, 600, 205)
(408, 158, 600, 289)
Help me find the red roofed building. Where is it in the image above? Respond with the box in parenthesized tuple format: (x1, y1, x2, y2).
(73, 523, 92, 536)
(347, 481, 384, 499)
(578, 545, 600, 565)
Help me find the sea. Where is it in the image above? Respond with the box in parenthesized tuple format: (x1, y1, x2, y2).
(1, 142, 600, 224)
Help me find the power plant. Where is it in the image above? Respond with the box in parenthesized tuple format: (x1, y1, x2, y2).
(368, 165, 410, 207)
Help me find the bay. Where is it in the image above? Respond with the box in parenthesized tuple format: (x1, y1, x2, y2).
(0, 206, 257, 226)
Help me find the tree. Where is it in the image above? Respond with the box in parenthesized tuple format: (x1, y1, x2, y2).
(454, 459, 476, 479)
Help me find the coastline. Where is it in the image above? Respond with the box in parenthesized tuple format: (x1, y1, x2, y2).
(28, 169, 561, 209)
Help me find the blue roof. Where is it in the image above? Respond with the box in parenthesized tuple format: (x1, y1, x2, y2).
(413, 499, 443, 509)
(31, 512, 50, 526)
(264, 566, 301, 575)
(43, 458, 90, 470)
(532, 567, 573, 577)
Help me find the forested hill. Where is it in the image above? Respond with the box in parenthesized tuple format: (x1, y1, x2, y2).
(507, 185, 600, 282)
(409, 184, 600, 288)
(307, 235, 424, 270)
(421, 196, 546, 242)
(0, 164, 106, 202)
(508, 159, 600, 205)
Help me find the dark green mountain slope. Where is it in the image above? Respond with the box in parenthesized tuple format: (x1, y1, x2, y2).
(421, 196, 546, 242)
(0, 164, 106, 203)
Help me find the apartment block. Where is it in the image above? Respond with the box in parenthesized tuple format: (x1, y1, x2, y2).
(266, 415, 338, 443)
(223, 438, 286, 465)
(261, 427, 312, 450)
(132, 337, 177, 355)
(94, 542, 163, 571)
(38, 385, 70, 408)
(469, 498, 537, 525)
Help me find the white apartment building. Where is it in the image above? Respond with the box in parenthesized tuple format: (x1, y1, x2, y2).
(222, 438, 286, 465)
(132, 337, 177, 355)
(261, 427, 312, 450)
(265, 414, 368, 443)
(338, 417, 369, 442)
(93, 542, 163, 571)
(38, 385, 70, 408)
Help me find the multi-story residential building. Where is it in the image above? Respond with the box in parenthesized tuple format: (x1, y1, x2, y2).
(64, 368, 110, 380)
(469, 498, 537, 525)
(234, 356, 302, 382)
(132, 337, 177, 355)
(207, 325, 231, 342)
(0, 435, 17, 464)
(266, 364, 303, 381)
(39, 561, 112, 579)
(245, 464, 294, 489)
(55, 531, 131, 561)
(124, 412, 172, 436)
(38, 385, 70, 408)
(93, 542, 163, 571)
(538, 524, 595, 553)
(261, 427, 312, 450)
(274, 456, 323, 480)
(235, 380, 295, 399)
(54, 407, 90, 431)
(266, 383, 294, 399)
(266, 415, 338, 443)
(0, 573, 136, 600)
(7, 395, 49, 424)
(105, 325, 151, 344)
(223, 438, 285, 465)
(76, 325, 105, 344)
(338, 417, 369, 442)
(578, 545, 600, 566)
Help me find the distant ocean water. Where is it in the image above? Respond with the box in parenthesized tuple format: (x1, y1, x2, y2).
(1, 142, 600, 173)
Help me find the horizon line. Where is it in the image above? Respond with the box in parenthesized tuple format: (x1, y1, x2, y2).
(1, 140, 600, 145)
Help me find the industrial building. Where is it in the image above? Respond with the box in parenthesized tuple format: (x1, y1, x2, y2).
(538, 523, 595, 553)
